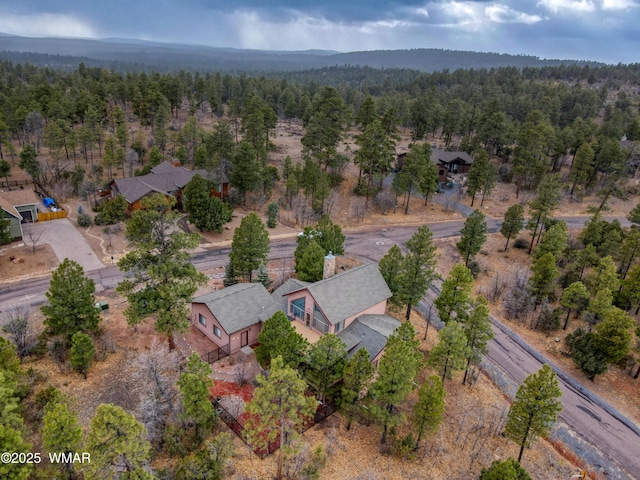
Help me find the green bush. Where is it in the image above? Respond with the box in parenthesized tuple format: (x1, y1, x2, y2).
(513, 238, 529, 249)
(77, 212, 92, 227)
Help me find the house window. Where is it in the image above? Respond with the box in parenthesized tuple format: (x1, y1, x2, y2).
(213, 325, 221, 338)
(334, 321, 344, 333)
(451, 163, 459, 172)
(313, 304, 329, 334)
(290, 298, 305, 319)
(198, 314, 206, 327)
(439, 169, 445, 176)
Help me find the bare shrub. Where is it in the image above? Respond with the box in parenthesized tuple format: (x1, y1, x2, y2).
(502, 270, 534, 323)
(1, 303, 40, 361)
(374, 188, 397, 215)
(350, 198, 370, 223)
(133, 338, 181, 442)
(23, 224, 45, 254)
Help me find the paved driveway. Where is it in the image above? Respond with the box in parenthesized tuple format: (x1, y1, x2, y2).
(22, 219, 105, 272)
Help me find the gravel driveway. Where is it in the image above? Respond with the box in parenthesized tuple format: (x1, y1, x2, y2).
(22, 218, 105, 272)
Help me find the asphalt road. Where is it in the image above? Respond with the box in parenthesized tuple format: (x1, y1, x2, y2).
(1, 215, 638, 478)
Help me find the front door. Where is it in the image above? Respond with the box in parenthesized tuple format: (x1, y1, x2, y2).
(241, 331, 248, 347)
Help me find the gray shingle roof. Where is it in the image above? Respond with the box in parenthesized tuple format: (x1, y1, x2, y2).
(432, 148, 473, 165)
(113, 161, 229, 204)
(193, 283, 282, 334)
(338, 314, 401, 361)
(271, 278, 311, 311)
(288, 263, 392, 326)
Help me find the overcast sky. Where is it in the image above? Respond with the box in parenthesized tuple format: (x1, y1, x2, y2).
(0, 1, 637, 63)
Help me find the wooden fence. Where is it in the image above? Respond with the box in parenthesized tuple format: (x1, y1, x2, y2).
(38, 210, 67, 222)
(0, 179, 34, 189)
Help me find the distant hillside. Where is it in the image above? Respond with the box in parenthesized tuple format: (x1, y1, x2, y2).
(0, 34, 606, 73)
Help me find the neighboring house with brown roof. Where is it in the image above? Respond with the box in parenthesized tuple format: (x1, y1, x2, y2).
(110, 161, 229, 214)
(396, 148, 473, 185)
(0, 189, 40, 241)
(190, 259, 400, 364)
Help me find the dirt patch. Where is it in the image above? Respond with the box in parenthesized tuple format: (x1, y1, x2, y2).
(0, 242, 59, 282)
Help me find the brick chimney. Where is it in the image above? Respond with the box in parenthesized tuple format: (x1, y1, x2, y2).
(323, 252, 336, 279)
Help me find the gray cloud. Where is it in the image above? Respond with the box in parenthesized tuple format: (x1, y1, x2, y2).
(0, 0, 636, 62)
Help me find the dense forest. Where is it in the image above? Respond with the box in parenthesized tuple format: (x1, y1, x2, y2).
(1, 52, 640, 479)
(0, 35, 607, 73)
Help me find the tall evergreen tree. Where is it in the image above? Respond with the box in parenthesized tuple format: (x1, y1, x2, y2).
(370, 322, 422, 444)
(411, 375, 446, 450)
(434, 263, 475, 324)
(184, 174, 230, 233)
(304, 334, 348, 403)
(116, 194, 207, 349)
(560, 282, 589, 330)
(69, 332, 96, 379)
(229, 212, 270, 282)
(41, 258, 100, 341)
(501, 204, 524, 250)
(340, 348, 374, 431)
(84, 404, 152, 479)
(230, 141, 261, 204)
(466, 150, 497, 207)
(378, 244, 404, 307)
(42, 402, 82, 478)
(456, 209, 488, 266)
(427, 321, 469, 382)
(504, 365, 562, 462)
(527, 174, 562, 254)
(461, 298, 494, 384)
(397, 225, 438, 320)
(528, 253, 559, 303)
(177, 352, 217, 441)
(301, 87, 348, 170)
(532, 221, 568, 262)
(244, 356, 316, 480)
(295, 239, 325, 282)
(255, 311, 309, 369)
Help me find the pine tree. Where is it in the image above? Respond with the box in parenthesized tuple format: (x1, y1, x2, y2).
(255, 311, 309, 369)
(528, 253, 559, 303)
(397, 225, 438, 320)
(378, 244, 404, 307)
(69, 332, 95, 379)
(532, 221, 568, 262)
(427, 321, 470, 382)
(116, 194, 207, 350)
(462, 298, 494, 384)
(231, 141, 261, 204)
(569, 142, 595, 196)
(457, 209, 488, 266)
(223, 261, 238, 287)
(566, 328, 609, 380)
(434, 263, 475, 324)
(395, 143, 429, 214)
(370, 323, 422, 444)
(501, 204, 525, 250)
(314, 215, 345, 255)
(42, 402, 82, 478)
(466, 150, 496, 207)
(41, 258, 100, 341)
(84, 404, 151, 479)
(593, 307, 634, 364)
(527, 174, 562, 254)
(244, 356, 316, 480)
(256, 262, 271, 289)
(0, 424, 33, 480)
(340, 348, 374, 431)
(305, 334, 348, 404)
(586, 255, 620, 295)
(480, 458, 532, 480)
(560, 282, 589, 330)
(504, 365, 562, 462)
(177, 353, 217, 442)
(184, 174, 231, 233)
(229, 212, 270, 282)
(295, 239, 325, 282)
(411, 375, 445, 449)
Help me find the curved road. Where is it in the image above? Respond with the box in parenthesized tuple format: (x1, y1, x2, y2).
(1, 216, 638, 478)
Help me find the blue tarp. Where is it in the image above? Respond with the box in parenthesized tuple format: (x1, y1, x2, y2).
(43, 197, 55, 207)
